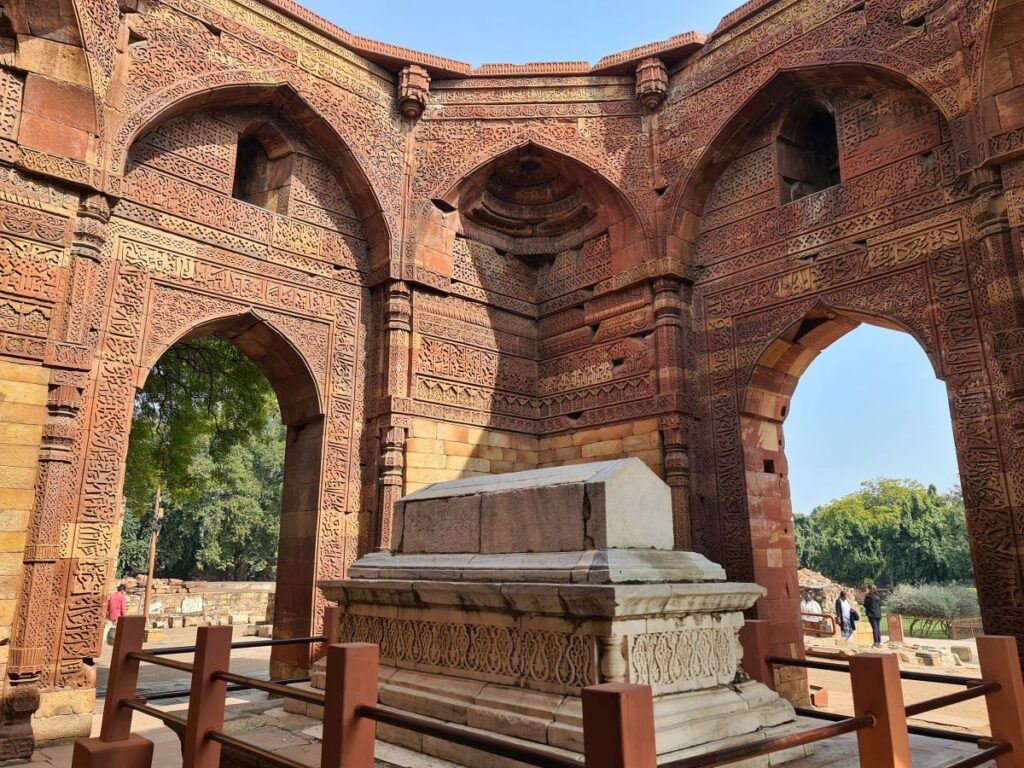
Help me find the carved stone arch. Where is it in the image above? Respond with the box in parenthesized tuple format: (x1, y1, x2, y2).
(412, 137, 651, 276)
(2, 0, 99, 156)
(663, 59, 958, 257)
(977, 0, 1024, 150)
(111, 76, 393, 266)
(132, 302, 331, 678)
(139, 307, 327, 427)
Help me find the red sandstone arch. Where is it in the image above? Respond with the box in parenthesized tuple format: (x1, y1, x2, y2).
(663, 61, 958, 256)
(132, 311, 328, 676)
(414, 139, 649, 272)
(114, 79, 392, 266)
(978, 0, 1024, 148)
(739, 304, 950, 675)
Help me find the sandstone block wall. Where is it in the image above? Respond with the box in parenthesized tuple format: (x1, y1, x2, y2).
(0, 362, 46, 683)
(115, 579, 275, 628)
(404, 417, 663, 495)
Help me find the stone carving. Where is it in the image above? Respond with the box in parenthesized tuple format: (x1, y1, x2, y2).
(339, 615, 595, 689)
(0, 0, 1022, 755)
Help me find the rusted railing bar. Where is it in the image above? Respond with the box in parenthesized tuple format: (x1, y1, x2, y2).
(897, 669, 988, 686)
(126, 651, 194, 673)
(904, 682, 1000, 717)
(226, 635, 326, 650)
(766, 656, 853, 673)
(771, 654, 987, 687)
(122, 698, 187, 728)
(138, 676, 311, 702)
(208, 730, 309, 768)
(213, 670, 324, 705)
(661, 715, 875, 768)
(795, 706, 988, 744)
(358, 704, 581, 768)
(930, 742, 1011, 768)
(142, 635, 325, 656)
(795, 706, 989, 744)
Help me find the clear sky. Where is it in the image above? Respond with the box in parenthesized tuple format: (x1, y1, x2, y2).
(302, 1, 738, 66)
(302, 1, 963, 512)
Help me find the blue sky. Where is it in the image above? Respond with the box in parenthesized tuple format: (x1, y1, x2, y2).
(304, 1, 737, 66)
(305, 1, 963, 512)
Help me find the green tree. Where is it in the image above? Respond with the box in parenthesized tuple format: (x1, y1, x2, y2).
(117, 337, 284, 579)
(795, 478, 973, 587)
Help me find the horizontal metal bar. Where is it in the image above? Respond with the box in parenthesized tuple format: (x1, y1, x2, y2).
(127, 651, 194, 674)
(122, 698, 187, 729)
(771, 655, 987, 687)
(214, 670, 324, 706)
(904, 682, 1000, 717)
(208, 729, 309, 768)
(767, 656, 853, 673)
(359, 704, 581, 768)
(794, 707, 987, 744)
(930, 742, 1012, 768)
(139, 677, 311, 702)
(661, 715, 874, 768)
(897, 669, 988, 687)
(141, 635, 325, 656)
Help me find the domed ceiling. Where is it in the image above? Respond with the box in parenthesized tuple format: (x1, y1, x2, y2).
(455, 145, 610, 257)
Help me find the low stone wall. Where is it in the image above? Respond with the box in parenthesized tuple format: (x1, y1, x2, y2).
(115, 578, 274, 628)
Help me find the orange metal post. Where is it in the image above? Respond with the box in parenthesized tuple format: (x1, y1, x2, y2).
(581, 683, 657, 768)
(849, 653, 911, 768)
(739, 619, 774, 689)
(182, 625, 233, 768)
(977, 635, 1024, 767)
(320, 643, 379, 768)
(72, 616, 154, 768)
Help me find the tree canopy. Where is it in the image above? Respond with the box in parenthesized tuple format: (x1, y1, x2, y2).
(117, 336, 284, 580)
(794, 479, 973, 586)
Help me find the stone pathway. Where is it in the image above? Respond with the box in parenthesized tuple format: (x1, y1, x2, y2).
(28, 627, 996, 767)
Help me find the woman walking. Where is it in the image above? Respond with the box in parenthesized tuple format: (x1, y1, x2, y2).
(864, 586, 883, 647)
(835, 590, 857, 641)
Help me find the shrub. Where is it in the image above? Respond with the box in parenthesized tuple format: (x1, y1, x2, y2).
(886, 583, 979, 638)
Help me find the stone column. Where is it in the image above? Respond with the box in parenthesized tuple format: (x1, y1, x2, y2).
(375, 281, 411, 550)
(652, 277, 693, 549)
(0, 193, 109, 758)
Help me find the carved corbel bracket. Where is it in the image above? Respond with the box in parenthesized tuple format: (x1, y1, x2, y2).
(398, 65, 430, 120)
(636, 58, 668, 111)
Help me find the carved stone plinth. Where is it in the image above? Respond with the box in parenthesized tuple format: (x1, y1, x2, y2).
(320, 460, 801, 766)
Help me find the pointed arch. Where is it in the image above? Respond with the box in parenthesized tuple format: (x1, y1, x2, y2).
(663, 61, 958, 254)
(413, 138, 650, 274)
(113, 78, 392, 266)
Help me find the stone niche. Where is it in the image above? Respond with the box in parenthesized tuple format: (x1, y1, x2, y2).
(319, 459, 800, 766)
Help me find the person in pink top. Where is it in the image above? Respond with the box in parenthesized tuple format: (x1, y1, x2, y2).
(105, 584, 127, 643)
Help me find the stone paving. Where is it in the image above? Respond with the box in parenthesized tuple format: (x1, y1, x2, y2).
(27, 628, 995, 767)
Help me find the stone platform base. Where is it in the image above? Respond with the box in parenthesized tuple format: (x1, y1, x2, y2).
(290, 660, 806, 767)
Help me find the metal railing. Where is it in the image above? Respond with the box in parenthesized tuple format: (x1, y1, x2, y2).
(742, 619, 1024, 768)
(73, 614, 1024, 768)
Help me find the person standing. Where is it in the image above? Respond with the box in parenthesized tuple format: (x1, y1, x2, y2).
(835, 590, 857, 641)
(864, 586, 883, 647)
(105, 584, 128, 644)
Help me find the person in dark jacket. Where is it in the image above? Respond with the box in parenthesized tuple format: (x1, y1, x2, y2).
(835, 591, 857, 641)
(864, 586, 883, 647)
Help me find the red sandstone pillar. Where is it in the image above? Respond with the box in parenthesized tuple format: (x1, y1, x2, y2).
(71, 616, 154, 768)
(182, 626, 232, 768)
(739, 619, 774, 689)
(977, 636, 1024, 767)
(320, 643, 378, 768)
(849, 654, 911, 768)
(581, 683, 657, 768)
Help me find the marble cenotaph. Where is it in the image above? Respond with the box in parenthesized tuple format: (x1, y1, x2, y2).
(317, 459, 801, 766)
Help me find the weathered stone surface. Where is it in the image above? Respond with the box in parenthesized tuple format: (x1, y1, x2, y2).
(0, 0, 1021, 754)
